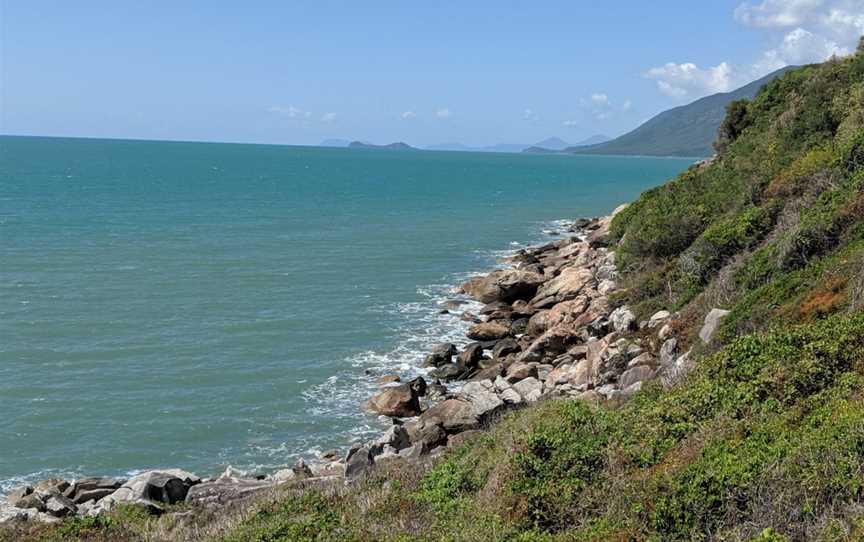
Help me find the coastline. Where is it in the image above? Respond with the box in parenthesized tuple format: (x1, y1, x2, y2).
(2, 203, 698, 523)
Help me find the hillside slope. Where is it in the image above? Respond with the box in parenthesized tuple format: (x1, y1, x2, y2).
(5, 47, 864, 542)
(568, 66, 794, 157)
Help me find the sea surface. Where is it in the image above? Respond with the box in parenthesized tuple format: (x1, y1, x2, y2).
(0, 136, 693, 493)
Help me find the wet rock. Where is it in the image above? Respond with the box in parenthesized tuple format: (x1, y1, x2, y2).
(461, 269, 545, 303)
(457, 343, 485, 369)
(377, 375, 401, 386)
(423, 343, 457, 367)
(466, 321, 511, 341)
(364, 382, 421, 418)
(7, 486, 34, 507)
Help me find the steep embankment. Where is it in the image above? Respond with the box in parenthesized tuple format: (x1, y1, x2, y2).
(4, 47, 864, 542)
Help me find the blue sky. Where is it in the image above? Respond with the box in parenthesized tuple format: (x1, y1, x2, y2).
(1, 1, 862, 146)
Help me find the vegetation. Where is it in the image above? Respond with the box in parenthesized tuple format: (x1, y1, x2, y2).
(5, 47, 864, 541)
(568, 67, 793, 157)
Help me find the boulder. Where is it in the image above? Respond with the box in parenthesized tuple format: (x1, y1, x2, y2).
(73, 488, 116, 505)
(7, 486, 34, 507)
(459, 381, 504, 418)
(44, 494, 76, 518)
(187, 478, 274, 504)
(532, 267, 594, 304)
(403, 418, 447, 452)
(609, 306, 637, 333)
(421, 399, 479, 433)
(512, 377, 543, 402)
(33, 479, 70, 496)
(344, 444, 374, 478)
(422, 343, 457, 367)
(364, 382, 421, 418)
(461, 270, 545, 303)
(12, 492, 44, 512)
(492, 338, 520, 359)
(92, 469, 199, 514)
(466, 322, 511, 341)
(660, 338, 679, 367)
(456, 343, 485, 369)
(699, 308, 730, 344)
(619, 365, 655, 389)
(649, 310, 672, 326)
(371, 425, 411, 454)
(377, 375, 401, 386)
(506, 361, 537, 382)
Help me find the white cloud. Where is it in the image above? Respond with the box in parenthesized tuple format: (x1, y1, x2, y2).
(734, 0, 826, 27)
(269, 105, 311, 118)
(321, 112, 337, 123)
(646, 1, 862, 101)
(523, 108, 539, 121)
(591, 93, 610, 106)
(436, 108, 452, 119)
(645, 61, 735, 99)
(401, 111, 417, 119)
(562, 119, 579, 127)
(753, 27, 850, 73)
(622, 99, 633, 111)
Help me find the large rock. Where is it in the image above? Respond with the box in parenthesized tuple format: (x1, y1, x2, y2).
(44, 494, 76, 518)
(186, 478, 274, 505)
(422, 343, 457, 367)
(609, 306, 637, 333)
(660, 338, 679, 367)
(403, 418, 447, 452)
(364, 382, 421, 418)
(466, 321, 511, 341)
(91, 469, 200, 514)
(456, 343, 485, 370)
(344, 444, 374, 478)
(512, 377, 543, 402)
(461, 270, 545, 303)
(532, 267, 594, 304)
(459, 381, 504, 418)
(421, 399, 479, 433)
(619, 365, 655, 389)
(699, 308, 730, 344)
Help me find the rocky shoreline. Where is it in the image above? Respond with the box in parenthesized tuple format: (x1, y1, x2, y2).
(1, 204, 728, 525)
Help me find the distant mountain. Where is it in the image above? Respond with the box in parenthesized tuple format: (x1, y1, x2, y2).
(319, 139, 351, 147)
(567, 67, 794, 157)
(573, 134, 610, 146)
(426, 136, 607, 154)
(348, 141, 417, 151)
(522, 134, 611, 154)
(532, 137, 570, 151)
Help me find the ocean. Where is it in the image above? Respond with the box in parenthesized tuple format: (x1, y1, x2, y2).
(0, 135, 693, 493)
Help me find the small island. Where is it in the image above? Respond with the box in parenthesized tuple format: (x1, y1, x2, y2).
(348, 141, 417, 151)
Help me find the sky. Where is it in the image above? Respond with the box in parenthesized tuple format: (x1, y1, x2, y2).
(1, 1, 862, 147)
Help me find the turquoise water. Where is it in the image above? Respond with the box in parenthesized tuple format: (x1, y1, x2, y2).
(0, 136, 692, 492)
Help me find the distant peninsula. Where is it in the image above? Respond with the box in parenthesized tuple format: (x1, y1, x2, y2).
(348, 141, 417, 151)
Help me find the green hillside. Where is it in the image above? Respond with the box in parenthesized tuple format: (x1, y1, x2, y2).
(568, 66, 794, 157)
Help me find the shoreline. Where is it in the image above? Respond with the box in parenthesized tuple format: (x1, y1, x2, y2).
(2, 203, 697, 523)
